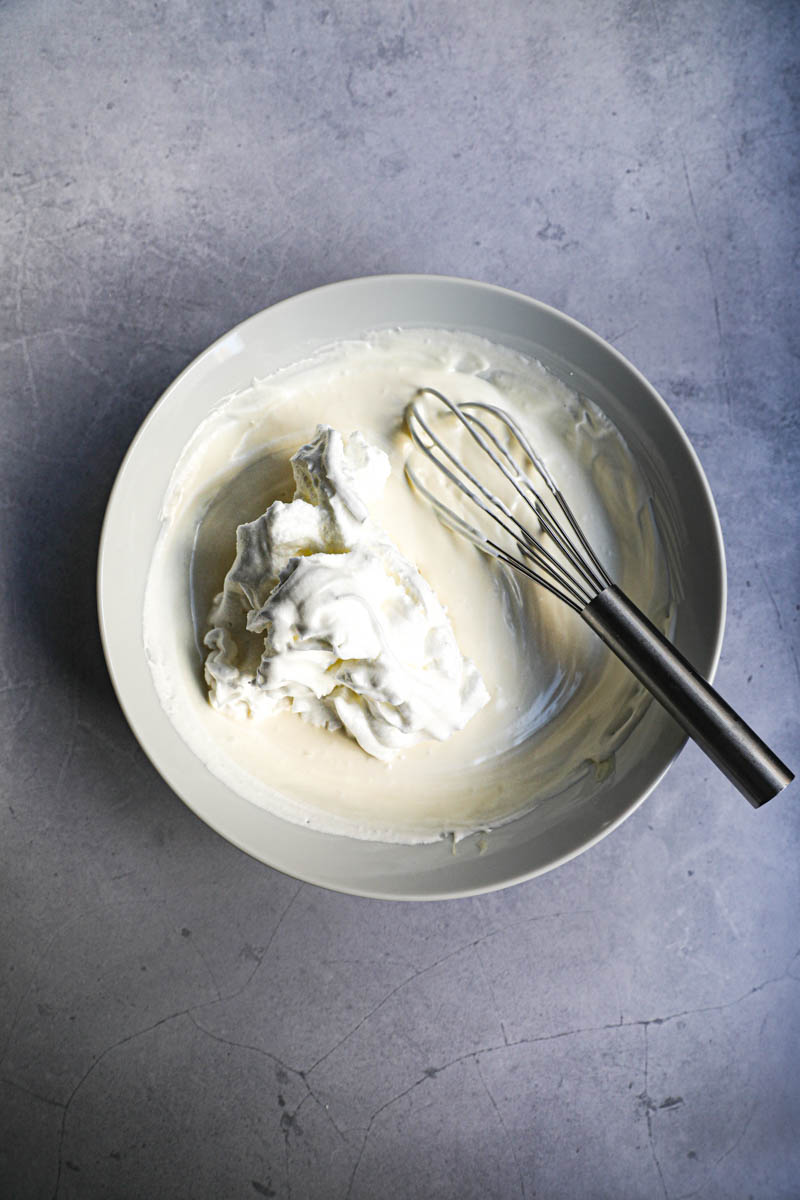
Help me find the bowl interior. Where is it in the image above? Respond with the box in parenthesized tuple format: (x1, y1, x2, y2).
(98, 275, 725, 899)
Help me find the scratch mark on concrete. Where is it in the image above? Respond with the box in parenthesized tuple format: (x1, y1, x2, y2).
(474, 1056, 527, 1198)
(680, 153, 731, 425)
(50, 1009, 191, 1199)
(641, 1025, 669, 1198)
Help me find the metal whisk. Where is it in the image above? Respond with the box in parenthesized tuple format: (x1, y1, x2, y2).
(405, 387, 793, 808)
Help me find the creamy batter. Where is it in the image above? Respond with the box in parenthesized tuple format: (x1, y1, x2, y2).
(204, 424, 489, 758)
(144, 328, 672, 842)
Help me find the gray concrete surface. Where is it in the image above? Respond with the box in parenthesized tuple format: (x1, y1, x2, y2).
(1, 1, 799, 1197)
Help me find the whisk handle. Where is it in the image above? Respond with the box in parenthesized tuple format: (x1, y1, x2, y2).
(582, 586, 794, 807)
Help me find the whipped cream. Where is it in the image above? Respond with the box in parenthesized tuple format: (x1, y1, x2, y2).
(204, 425, 489, 760)
(143, 328, 672, 843)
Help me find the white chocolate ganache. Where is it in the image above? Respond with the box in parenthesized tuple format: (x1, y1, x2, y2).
(144, 328, 671, 843)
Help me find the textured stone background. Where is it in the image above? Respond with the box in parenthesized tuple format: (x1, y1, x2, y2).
(1, 1, 799, 1197)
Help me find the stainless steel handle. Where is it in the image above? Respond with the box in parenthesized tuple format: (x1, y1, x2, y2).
(582, 586, 794, 807)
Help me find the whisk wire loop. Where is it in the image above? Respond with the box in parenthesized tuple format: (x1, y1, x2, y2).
(455, 405, 604, 598)
(459, 398, 613, 594)
(405, 462, 590, 612)
(406, 387, 609, 609)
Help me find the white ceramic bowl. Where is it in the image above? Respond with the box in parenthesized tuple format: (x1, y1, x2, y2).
(97, 275, 725, 899)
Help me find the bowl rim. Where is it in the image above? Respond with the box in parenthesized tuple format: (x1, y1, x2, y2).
(97, 272, 727, 899)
